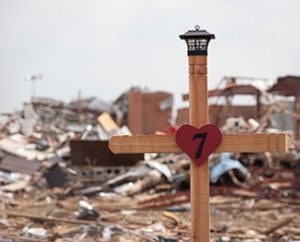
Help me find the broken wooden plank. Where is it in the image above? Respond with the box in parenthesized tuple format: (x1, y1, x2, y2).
(0, 178, 30, 192)
(163, 211, 181, 226)
(263, 217, 294, 235)
(0, 234, 48, 242)
(97, 112, 119, 133)
(109, 133, 292, 154)
(4, 212, 99, 225)
(52, 225, 82, 237)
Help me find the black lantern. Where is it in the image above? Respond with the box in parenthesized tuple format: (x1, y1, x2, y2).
(180, 25, 215, 56)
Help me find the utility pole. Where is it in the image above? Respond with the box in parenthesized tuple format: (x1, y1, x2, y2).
(25, 73, 43, 101)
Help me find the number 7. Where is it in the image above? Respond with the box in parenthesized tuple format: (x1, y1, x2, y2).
(193, 132, 207, 159)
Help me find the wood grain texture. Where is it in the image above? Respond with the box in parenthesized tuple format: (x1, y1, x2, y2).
(109, 133, 292, 154)
(188, 55, 210, 242)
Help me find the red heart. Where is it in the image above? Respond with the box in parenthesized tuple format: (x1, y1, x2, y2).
(175, 124, 222, 166)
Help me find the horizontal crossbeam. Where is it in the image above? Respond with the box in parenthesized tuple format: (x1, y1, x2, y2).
(109, 133, 292, 154)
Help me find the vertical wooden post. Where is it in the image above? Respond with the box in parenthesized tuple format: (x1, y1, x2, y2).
(109, 26, 291, 242)
(189, 56, 210, 242)
(77, 89, 83, 124)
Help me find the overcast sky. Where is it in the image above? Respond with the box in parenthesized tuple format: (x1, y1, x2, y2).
(0, 0, 299, 112)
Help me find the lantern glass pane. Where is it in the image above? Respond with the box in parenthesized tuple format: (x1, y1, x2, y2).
(196, 38, 208, 51)
(187, 39, 196, 51)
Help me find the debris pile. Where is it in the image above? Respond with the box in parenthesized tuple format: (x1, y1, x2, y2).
(0, 86, 299, 241)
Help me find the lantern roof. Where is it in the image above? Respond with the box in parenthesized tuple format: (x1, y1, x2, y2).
(180, 25, 215, 40)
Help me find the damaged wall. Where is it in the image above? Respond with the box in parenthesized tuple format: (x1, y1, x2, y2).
(128, 91, 173, 134)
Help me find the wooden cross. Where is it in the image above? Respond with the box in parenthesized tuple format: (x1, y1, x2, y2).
(109, 26, 292, 242)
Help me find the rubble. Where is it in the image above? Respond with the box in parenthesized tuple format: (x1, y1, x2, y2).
(0, 84, 299, 241)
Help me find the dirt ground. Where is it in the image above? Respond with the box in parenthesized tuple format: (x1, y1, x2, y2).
(1, 185, 300, 242)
